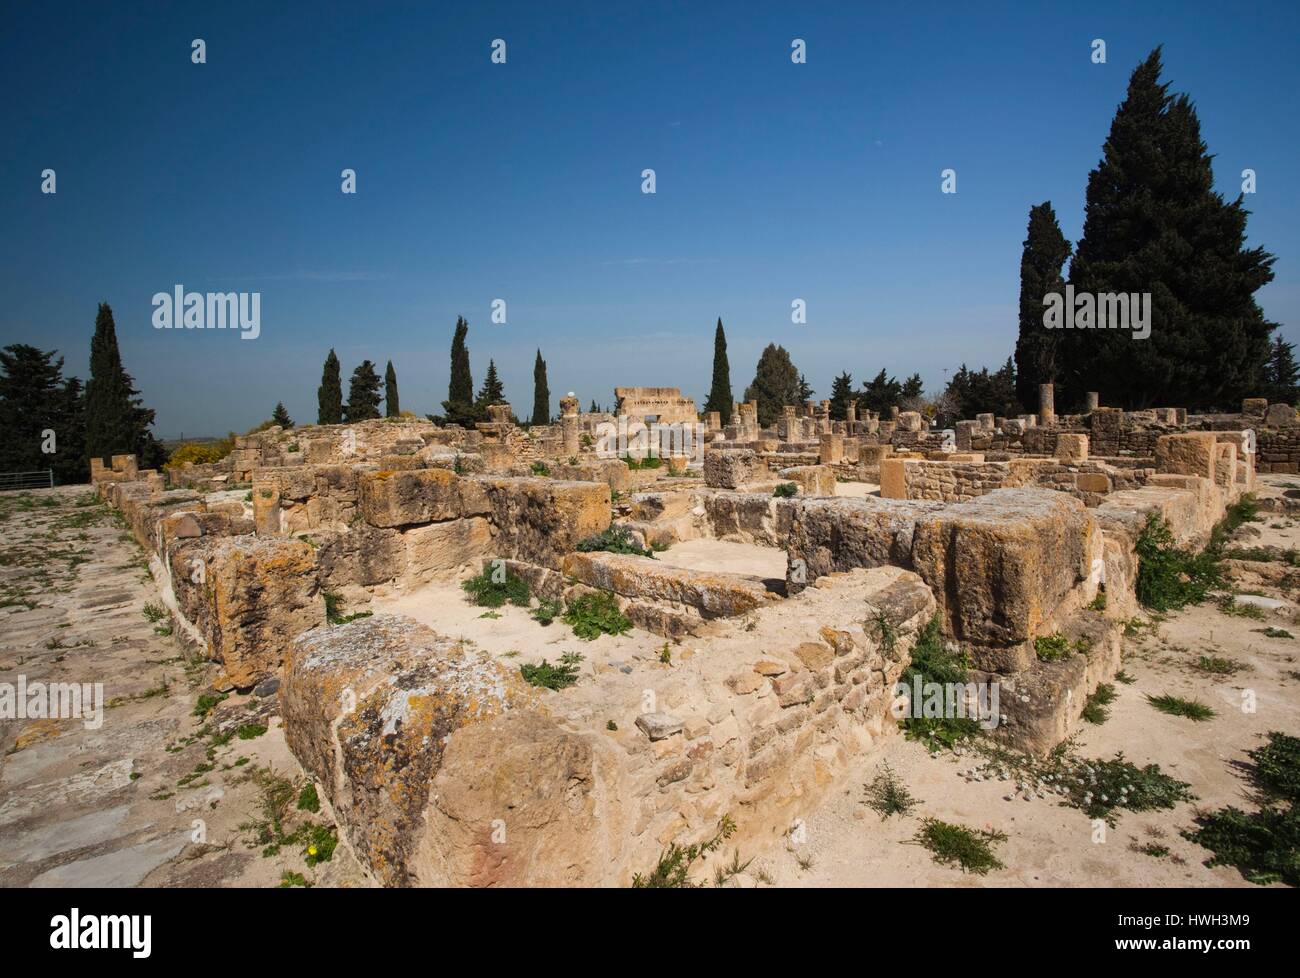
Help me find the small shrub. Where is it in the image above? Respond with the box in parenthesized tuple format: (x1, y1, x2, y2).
(632, 816, 736, 887)
(575, 526, 653, 558)
(1135, 514, 1220, 611)
(1115, 670, 1137, 685)
(520, 652, 584, 691)
(530, 461, 550, 476)
(461, 565, 531, 608)
(913, 819, 1006, 875)
(323, 591, 373, 625)
(563, 591, 631, 640)
(1147, 693, 1216, 721)
(531, 598, 563, 625)
(1088, 590, 1107, 612)
(191, 692, 227, 718)
(1034, 633, 1072, 662)
(303, 824, 337, 867)
(142, 602, 167, 623)
(899, 616, 980, 750)
(1081, 683, 1117, 725)
(1220, 595, 1267, 620)
(773, 482, 798, 498)
(1248, 731, 1300, 804)
(864, 762, 919, 819)
(1062, 753, 1195, 825)
(297, 783, 320, 813)
(1257, 627, 1295, 639)
(1194, 655, 1243, 676)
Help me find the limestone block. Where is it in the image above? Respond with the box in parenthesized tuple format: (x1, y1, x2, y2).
(779, 464, 836, 496)
(1055, 433, 1089, 463)
(703, 449, 762, 489)
(402, 517, 493, 584)
(561, 551, 776, 617)
(879, 458, 910, 499)
(1265, 403, 1297, 427)
(1154, 432, 1217, 479)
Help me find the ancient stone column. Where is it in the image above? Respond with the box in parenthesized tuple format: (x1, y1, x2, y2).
(889, 405, 900, 421)
(1039, 383, 1056, 427)
(846, 400, 857, 426)
(1085, 391, 1100, 413)
(819, 432, 843, 464)
(706, 411, 721, 432)
(781, 405, 798, 442)
(559, 394, 580, 456)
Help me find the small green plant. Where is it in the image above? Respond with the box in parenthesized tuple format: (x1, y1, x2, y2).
(1220, 596, 1266, 620)
(712, 848, 755, 887)
(479, 610, 501, 620)
(278, 870, 310, 888)
(1135, 514, 1221, 611)
(1147, 693, 1216, 721)
(1034, 633, 1073, 662)
(236, 723, 267, 740)
(520, 652, 584, 690)
(659, 643, 672, 664)
(1115, 670, 1137, 685)
(303, 824, 337, 867)
(631, 816, 736, 887)
(1257, 627, 1295, 639)
(1195, 655, 1243, 676)
(563, 591, 631, 640)
(913, 819, 1006, 875)
(323, 592, 373, 625)
(1081, 683, 1117, 725)
(899, 616, 980, 750)
(297, 783, 320, 813)
(773, 482, 798, 498)
(1062, 753, 1195, 825)
(531, 598, 563, 625)
(191, 692, 227, 718)
(864, 761, 919, 819)
(606, 720, 618, 731)
(622, 455, 662, 471)
(1087, 589, 1107, 611)
(575, 526, 654, 558)
(460, 565, 531, 608)
(530, 461, 550, 476)
(1132, 841, 1171, 858)
(142, 602, 167, 623)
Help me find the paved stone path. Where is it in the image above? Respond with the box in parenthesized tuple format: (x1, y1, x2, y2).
(0, 486, 363, 888)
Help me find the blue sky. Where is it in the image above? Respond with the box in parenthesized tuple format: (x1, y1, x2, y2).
(2, 0, 1297, 436)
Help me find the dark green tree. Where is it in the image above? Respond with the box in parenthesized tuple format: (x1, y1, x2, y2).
(797, 373, 814, 402)
(1063, 48, 1276, 409)
(475, 359, 506, 411)
(828, 371, 855, 421)
(743, 344, 802, 428)
(442, 316, 477, 427)
(1013, 202, 1072, 412)
(703, 318, 733, 417)
(84, 303, 163, 469)
(0, 344, 86, 482)
(317, 349, 343, 424)
(271, 401, 294, 428)
(384, 361, 400, 417)
(1263, 336, 1299, 406)
(859, 369, 903, 415)
(531, 349, 550, 425)
(588, 399, 600, 414)
(344, 360, 382, 421)
(943, 359, 1019, 420)
(901, 374, 924, 402)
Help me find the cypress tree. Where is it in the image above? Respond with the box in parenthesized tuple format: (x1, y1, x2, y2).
(704, 318, 733, 416)
(1065, 48, 1277, 409)
(84, 302, 162, 468)
(743, 344, 802, 428)
(475, 358, 506, 411)
(1264, 336, 1299, 406)
(0, 344, 79, 478)
(442, 316, 476, 426)
(1013, 202, 1071, 412)
(531, 349, 550, 425)
(317, 349, 343, 424)
(797, 374, 814, 402)
(385, 361, 400, 417)
(344, 360, 382, 421)
(271, 402, 294, 428)
(828, 372, 855, 420)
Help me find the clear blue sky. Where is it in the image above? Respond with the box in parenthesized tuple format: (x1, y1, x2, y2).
(2, 0, 1296, 437)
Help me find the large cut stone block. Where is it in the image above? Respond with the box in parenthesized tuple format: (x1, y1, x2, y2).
(909, 489, 1093, 647)
(360, 468, 461, 527)
(478, 477, 610, 567)
(562, 551, 777, 617)
(1155, 432, 1217, 480)
(403, 517, 493, 584)
(785, 496, 943, 587)
(703, 449, 762, 489)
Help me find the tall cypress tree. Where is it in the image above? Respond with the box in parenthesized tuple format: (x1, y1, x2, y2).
(1064, 48, 1276, 409)
(531, 349, 550, 425)
(384, 360, 400, 417)
(1013, 202, 1072, 412)
(84, 302, 162, 468)
(442, 316, 476, 426)
(344, 360, 382, 421)
(317, 349, 342, 424)
(704, 318, 733, 416)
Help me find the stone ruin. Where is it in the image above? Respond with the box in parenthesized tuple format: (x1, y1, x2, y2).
(88, 385, 1290, 885)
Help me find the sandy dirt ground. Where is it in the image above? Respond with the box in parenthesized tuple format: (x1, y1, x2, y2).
(0, 487, 365, 888)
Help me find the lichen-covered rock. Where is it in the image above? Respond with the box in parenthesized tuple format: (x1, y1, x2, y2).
(280, 614, 557, 886)
(701, 492, 795, 546)
(476, 477, 610, 567)
(360, 468, 462, 527)
(785, 496, 943, 587)
(1155, 432, 1217, 479)
(704, 449, 762, 489)
(169, 535, 324, 688)
(315, 525, 407, 588)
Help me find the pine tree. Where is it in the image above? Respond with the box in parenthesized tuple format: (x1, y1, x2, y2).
(1264, 336, 1299, 406)
(902, 374, 924, 401)
(828, 372, 855, 421)
(83, 303, 163, 469)
(317, 349, 343, 424)
(344, 360, 382, 421)
(442, 316, 477, 427)
(860, 369, 903, 415)
(797, 374, 814, 402)
(743, 344, 802, 427)
(1013, 202, 1072, 412)
(0, 344, 83, 479)
(384, 361, 400, 418)
(1064, 48, 1276, 409)
(475, 359, 506, 412)
(531, 349, 550, 425)
(704, 318, 733, 416)
(271, 401, 294, 428)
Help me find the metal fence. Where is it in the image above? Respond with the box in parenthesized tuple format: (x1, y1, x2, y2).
(0, 470, 54, 492)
